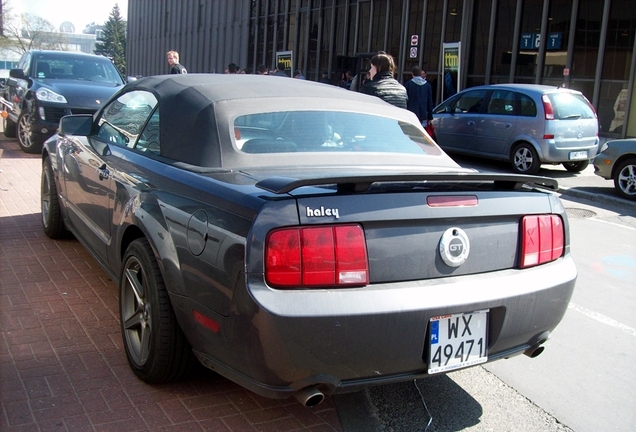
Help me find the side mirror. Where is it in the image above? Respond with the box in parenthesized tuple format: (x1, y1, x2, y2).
(60, 114, 93, 136)
(9, 68, 27, 79)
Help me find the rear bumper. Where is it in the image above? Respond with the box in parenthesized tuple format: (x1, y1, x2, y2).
(183, 255, 577, 399)
(539, 138, 600, 163)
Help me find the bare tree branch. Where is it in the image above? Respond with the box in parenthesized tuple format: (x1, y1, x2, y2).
(1, 12, 68, 54)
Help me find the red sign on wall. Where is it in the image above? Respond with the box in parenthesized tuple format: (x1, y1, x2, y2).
(411, 35, 419, 46)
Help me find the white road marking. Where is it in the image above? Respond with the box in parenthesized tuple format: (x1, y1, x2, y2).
(568, 302, 636, 337)
(590, 217, 636, 231)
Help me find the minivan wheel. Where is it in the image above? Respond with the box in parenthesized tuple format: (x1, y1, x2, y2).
(562, 160, 590, 172)
(511, 143, 541, 175)
(17, 111, 44, 154)
(613, 158, 636, 201)
(120, 238, 196, 383)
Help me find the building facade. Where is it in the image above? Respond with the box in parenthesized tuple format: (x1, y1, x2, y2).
(127, 0, 636, 138)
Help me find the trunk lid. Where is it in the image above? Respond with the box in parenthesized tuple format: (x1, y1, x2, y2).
(256, 172, 562, 282)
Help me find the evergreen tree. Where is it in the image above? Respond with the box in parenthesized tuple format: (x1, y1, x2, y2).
(94, 4, 126, 76)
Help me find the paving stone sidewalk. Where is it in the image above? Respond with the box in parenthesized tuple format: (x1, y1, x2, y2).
(0, 137, 344, 432)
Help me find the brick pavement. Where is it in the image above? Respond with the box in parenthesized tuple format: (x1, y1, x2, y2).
(0, 137, 344, 432)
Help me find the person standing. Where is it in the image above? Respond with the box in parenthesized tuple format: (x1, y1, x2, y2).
(271, 62, 289, 77)
(404, 66, 434, 126)
(359, 52, 407, 108)
(225, 63, 239, 73)
(167, 51, 187, 74)
(319, 71, 331, 84)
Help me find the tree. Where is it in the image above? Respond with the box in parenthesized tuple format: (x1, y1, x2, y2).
(0, 12, 68, 54)
(94, 3, 127, 76)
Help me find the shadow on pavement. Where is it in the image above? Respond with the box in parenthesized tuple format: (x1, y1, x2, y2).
(336, 375, 482, 432)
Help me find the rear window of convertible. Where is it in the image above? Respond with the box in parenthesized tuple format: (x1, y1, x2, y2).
(234, 111, 441, 155)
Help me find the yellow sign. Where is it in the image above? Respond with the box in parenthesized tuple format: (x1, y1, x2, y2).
(443, 42, 461, 100)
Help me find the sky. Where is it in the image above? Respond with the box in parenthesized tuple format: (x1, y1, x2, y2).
(14, 0, 128, 33)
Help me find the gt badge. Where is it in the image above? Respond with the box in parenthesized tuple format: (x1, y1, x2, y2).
(439, 227, 470, 267)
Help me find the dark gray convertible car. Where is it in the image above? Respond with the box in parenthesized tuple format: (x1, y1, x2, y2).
(41, 74, 576, 407)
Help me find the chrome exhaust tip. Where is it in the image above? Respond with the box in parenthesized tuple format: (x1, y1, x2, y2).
(293, 386, 325, 407)
(524, 342, 546, 358)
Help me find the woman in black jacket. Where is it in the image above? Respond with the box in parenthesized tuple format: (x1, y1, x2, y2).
(360, 52, 408, 109)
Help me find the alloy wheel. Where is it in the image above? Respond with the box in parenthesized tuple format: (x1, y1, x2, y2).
(121, 256, 152, 367)
(17, 112, 35, 150)
(616, 160, 636, 199)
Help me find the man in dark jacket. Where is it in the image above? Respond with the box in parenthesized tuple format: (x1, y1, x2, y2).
(271, 62, 290, 77)
(360, 53, 407, 109)
(404, 66, 434, 126)
(167, 51, 187, 74)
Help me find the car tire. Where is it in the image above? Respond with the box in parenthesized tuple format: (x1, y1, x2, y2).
(511, 143, 541, 175)
(3, 115, 16, 138)
(120, 238, 196, 383)
(562, 160, 590, 172)
(41, 156, 68, 239)
(613, 158, 636, 201)
(17, 111, 44, 154)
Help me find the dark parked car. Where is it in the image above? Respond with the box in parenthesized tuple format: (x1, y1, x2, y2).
(431, 84, 599, 174)
(1, 50, 125, 153)
(41, 74, 576, 407)
(593, 138, 636, 200)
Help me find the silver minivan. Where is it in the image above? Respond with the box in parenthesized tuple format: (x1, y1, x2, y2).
(431, 84, 599, 174)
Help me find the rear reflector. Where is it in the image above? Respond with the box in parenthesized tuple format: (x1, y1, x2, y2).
(520, 215, 564, 268)
(193, 310, 220, 333)
(266, 224, 369, 288)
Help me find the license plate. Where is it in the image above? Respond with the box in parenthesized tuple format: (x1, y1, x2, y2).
(569, 151, 588, 160)
(428, 310, 488, 374)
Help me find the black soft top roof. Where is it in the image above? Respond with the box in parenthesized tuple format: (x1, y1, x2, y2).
(122, 74, 415, 167)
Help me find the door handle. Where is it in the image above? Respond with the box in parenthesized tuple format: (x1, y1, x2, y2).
(467, 121, 475, 126)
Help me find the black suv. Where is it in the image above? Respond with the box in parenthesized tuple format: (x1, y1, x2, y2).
(2, 50, 125, 153)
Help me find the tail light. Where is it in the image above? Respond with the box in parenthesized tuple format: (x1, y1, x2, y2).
(266, 224, 369, 288)
(541, 95, 555, 139)
(542, 94, 554, 120)
(520, 215, 564, 268)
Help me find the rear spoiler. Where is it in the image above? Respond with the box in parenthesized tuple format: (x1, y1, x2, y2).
(256, 172, 559, 194)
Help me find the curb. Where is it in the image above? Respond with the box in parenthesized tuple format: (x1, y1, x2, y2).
(558, 185, 636, 210)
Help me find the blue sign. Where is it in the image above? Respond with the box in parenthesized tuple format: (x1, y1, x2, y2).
(520, 33, 538, 50)
(547, 33, 562, 50)
(520, 32, 562, 50)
